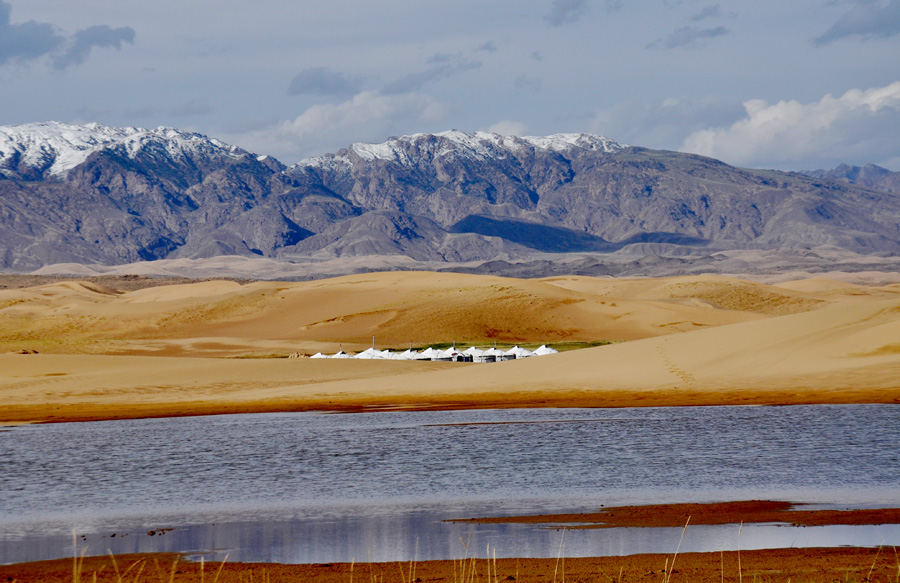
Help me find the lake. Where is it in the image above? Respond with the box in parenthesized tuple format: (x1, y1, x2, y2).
(2, 405, 899, 564)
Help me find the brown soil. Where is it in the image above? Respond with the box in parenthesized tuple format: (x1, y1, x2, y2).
(452, 500, 900, 528)
(3, 547, 899, 583)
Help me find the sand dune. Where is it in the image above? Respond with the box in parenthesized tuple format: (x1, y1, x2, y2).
(1, 271, 800, 356)
(2, 271, 899, 423)
(6, 271, 897, 359)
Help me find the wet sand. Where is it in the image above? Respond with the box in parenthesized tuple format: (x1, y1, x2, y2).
(3, 547, 899, 583)
(453, 500, 900, 528)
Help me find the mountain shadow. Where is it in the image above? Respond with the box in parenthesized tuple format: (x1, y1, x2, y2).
(449, 215, 620, 253)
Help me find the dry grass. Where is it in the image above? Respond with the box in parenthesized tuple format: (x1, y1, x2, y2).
(18, 528, 896, 583)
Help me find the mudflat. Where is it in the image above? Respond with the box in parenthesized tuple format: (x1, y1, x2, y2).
(453, 500, 900, 528)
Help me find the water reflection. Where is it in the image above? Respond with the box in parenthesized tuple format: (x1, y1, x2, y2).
(1, 405, 899, 564)
(5, 504, 900, 565)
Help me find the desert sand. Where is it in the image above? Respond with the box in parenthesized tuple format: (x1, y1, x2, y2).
(2, 271, 900, 424)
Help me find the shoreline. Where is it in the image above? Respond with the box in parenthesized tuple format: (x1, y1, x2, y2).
(3, 377, 899, 426)
(2, 547, 899, 583)
(5, 390, 900, 425)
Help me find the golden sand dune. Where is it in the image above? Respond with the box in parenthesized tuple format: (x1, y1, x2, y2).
(5, 271, 897, 358)
(0, 271, 804, 356)
(1, 271, 899, 424)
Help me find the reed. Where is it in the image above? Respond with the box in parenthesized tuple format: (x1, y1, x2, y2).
(662, 516, 690, 583)
(67, 535, 229, 583)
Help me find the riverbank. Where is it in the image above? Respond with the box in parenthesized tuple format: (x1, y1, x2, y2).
(2, 546, 898, 583)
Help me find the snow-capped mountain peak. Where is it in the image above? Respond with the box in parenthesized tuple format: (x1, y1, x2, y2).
(295, 130, 625, 170)
(0, 121, 246, 180)
(521, 133, 625, 153)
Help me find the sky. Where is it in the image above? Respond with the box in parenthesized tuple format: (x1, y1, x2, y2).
(1, 0, 899, 170)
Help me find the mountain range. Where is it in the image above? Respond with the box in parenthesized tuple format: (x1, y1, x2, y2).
(799, 163, 900, 194)
(2, 121, 900, 279)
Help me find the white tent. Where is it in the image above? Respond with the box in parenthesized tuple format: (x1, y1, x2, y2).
(464, 346, 495, 363)
(331, 350, 353, 359)
(434, 348, 457, 361)
(533, 345, 559, 356)
(310, 352, 328, 359)
(480, 347, 512, 362)
(355, 347, 389, 359)
(417, 347, 442, 360)
(505, 345, 535, 358)
(396, 349, 420, 360)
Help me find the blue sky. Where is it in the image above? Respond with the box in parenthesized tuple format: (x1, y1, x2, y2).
(2, 0, 899, 170)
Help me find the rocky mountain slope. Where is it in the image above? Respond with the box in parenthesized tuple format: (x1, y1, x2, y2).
(800, 163, 900, 194)
(2, 122, 900, 275)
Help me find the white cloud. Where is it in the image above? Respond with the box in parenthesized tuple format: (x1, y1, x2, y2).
(486, 120, 528, 136)
(681, 81, 900, 169)
(225, 91, 449, 163)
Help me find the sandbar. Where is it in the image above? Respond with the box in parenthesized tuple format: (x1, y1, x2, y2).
(452, 500, 900, 528)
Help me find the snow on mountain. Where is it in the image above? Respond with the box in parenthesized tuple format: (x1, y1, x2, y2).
(0, 121, 246, 180)
(295, 130, 625, 169)
(522, 133, 625, 153)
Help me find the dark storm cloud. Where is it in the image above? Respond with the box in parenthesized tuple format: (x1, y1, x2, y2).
(381, 55, 481, 95)
(814, 0, 900, 45)
(545, 0, 589, 26)
(647, 25, 729, 49)
(287, 67, 365, 97)
(0, 0, 64, 65)
(51, 25, 135, 70)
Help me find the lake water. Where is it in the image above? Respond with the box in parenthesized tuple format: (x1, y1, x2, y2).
(2, 405, 899, 564)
